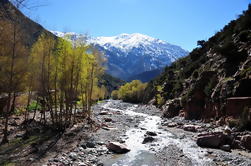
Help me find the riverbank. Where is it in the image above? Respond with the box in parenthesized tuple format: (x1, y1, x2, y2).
(43, 100, 251, 166)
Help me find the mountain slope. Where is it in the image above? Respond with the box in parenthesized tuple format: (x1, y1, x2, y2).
(98, 73, 125, 95)
(52, 32, 189, 81)
(0, 1, 124, 95)
(0, 0, 54, 47)
(128, 68, 163, 83)
(144, 5, 251, 121)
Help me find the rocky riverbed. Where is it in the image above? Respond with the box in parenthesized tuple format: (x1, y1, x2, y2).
(45, 100, 251, 166)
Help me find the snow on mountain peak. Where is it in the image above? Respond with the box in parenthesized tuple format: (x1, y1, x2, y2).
(50, 31, 189, 80)
(89, 33, 165, 51)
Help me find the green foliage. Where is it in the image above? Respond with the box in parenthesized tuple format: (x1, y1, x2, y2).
(28, 33, 106, 126)
(112, 80, 147, 103)
(156, 94, 165, 106)
(27, 101, 41, 112)
(239, 67, 251, 78)
(192, 70, 199, 79)
(155, 85, 165, 106)
(98, 73, 125, 95)
(111, 90, 119, 100)
(238, 30, 251, 42)
(215, 41, 243, 62)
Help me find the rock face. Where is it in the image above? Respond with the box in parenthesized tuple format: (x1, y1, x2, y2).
(107, 142, 130, 154)
(226, 97, 251, 117)
(184, 71, 217, 120)
(185, 91, 206, 120)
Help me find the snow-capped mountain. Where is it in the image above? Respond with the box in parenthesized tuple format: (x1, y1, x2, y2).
(51, 31, 189, 80)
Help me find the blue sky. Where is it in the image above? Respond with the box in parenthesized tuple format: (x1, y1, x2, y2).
(24, 0, 251, 51)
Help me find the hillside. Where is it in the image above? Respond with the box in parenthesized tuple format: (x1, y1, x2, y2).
(98, 73, 125, 95)
(0, 0, 54, 47)
(52, 32, 189, 81)
(127, 68, 163, 83)
(144, 5, 251, 122)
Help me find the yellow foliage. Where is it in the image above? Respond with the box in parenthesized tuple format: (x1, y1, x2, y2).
(113, 80, 147, 103)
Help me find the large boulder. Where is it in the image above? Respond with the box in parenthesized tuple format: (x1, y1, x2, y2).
(107, 142, 130, 154)
(162, 98, 182, 118)
(196, 132, 224, 148)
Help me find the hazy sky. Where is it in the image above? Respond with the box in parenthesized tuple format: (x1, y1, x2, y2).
(23, 0, 251, 51)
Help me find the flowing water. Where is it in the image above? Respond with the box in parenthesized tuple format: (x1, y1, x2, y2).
(101, 101, 213, 166)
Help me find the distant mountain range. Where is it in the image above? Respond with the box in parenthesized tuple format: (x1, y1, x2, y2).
(51, 32, 188, 81)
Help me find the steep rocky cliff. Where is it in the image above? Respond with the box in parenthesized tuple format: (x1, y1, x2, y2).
(145, 5, 251, 122)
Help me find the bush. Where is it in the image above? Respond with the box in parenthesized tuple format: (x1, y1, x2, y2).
(111, 90, 119, 100)
(27, 101, 41, 112)
(112, 80, 147, 103)
(215, 41, 247, 63)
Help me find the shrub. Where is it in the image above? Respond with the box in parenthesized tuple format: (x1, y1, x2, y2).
(27, 101, 41, 112)
(204, 78, 216, 97)
(111, 90, 119, 100)
(114, 80, 147, 103)
(192, 70, 199, 79)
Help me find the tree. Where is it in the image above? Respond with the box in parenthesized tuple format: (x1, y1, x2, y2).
(0, 14, 28, 144)
(114, 80, 147, 103)
(197, 40, 205, 47)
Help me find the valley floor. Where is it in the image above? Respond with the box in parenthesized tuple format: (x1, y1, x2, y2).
(1, 100, 251, 166)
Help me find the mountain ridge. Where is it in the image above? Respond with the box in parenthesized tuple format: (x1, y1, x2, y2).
(51, 31, 189, 80)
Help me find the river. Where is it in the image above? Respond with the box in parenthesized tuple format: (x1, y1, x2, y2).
(100, 100, 214, 166)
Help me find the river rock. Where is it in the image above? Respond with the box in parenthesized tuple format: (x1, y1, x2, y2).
(86, 141, 96, 148)
(104, 118, 113, 122)
(69, 152, 78, 161)
(142, 136, 155, 144)
(220, 144, 231, 152)
(183, 124, 197, 132)
(99, 111, 109, 115)
(107, 142, 130, 154)
(240, 134, 251, 150)
(146, 131, 157, 136)
(167, 122, 177, 127)
(197, 132, 223, 148)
